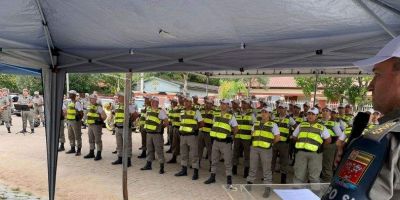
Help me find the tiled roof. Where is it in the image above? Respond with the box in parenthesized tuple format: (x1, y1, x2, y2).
(267, 77, 297, 88)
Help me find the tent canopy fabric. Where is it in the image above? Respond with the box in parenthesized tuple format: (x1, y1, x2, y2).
(0, 0, 400, 74)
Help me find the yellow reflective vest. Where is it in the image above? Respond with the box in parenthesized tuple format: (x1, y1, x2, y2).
(66, 102, 77, 120)
(169, 106, 182, 127)
(86, 104, 101, 125)
(252, 121, 275, 149)
(210, 112, 232, 139)
(201, 109, 214, 133)
(235, 111, 254, 140)
(179, 109, 198, 134)
(322, 120, 338, 137)
(144, 108, 162, 133)
(295, 122, 324, 152)
(114, 104, 125, 127)
(139, 106, 150, 127)
(274, 117, 291, 142)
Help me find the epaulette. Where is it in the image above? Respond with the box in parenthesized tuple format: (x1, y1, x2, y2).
(364, 119, 400, 142)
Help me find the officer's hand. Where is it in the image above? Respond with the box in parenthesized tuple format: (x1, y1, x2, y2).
(334, 140, 345, 167)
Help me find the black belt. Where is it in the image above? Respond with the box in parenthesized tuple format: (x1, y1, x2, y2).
(173, 126, 179, 128)
(213, 137, 232, 143)
(179, 132, 198, 136)
(115, 125, 131, 129)
(297, 149, 322, 154)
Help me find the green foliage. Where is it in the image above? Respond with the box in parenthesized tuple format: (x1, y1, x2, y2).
(218, 80, 248, 99)
(295, 76, 372, 106)
(15, 76, 43, 94)
(0, 74, 18, 92)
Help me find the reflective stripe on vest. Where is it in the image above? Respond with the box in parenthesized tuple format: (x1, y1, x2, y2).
(66, 102, 77, 120)
(144, 109, 162, 132)
(210, 112, 232, 139)
(169, 107, 181, 127)
(295, 116, 304, 124)
(139, 106, 150, 126)
(201, 109, 213, 133)
(235, 112, 253, 140)
(86, 104, 100, 125)
(274, 117, 290, 142)
(114, 104, 124, 126)
(252, 121, 275, 149)
(295, 122, 324, 152)
(179, 110, 198, 134)
(323, 120, 337, 137)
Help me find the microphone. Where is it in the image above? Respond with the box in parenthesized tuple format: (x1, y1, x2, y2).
(347, 112, 370, 144)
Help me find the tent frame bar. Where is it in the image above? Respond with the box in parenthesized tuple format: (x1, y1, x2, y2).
(355, 0, 397, 38)
(368, 0, 400, 17)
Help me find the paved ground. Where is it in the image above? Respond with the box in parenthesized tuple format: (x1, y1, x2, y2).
(1, 116, 272, 200)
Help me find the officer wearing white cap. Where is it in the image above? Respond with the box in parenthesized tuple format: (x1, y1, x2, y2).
(174, 96, 204, 180)
(62, 90, 84, 156)
(141, 96, 169, 174)
(271, 103, 296, 183)
(138, 95, 152, 159)
(319, 106, 344, 182)
(301, 102, 310, 117)
(323, 35, 400, 200)
(232, 98, 256, 178)
(198, 98, 214, 168)
(204, 99, 238, 187)
(111, 92, 138, 167)
(292, 107, 331, 188)
(167, 93, 185, 163)
(246, 106, 280, 198)
(83, 94, 106, 161)
(32, 91, 45, 127)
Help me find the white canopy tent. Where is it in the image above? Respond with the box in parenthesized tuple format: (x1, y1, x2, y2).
(0, 0, 399, 199)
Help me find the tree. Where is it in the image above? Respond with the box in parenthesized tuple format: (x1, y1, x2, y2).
(294, 76, 318, 98)
(0, 74, 18, 92)
(218, 79, 248, 99)
(15, 76, 43, 94)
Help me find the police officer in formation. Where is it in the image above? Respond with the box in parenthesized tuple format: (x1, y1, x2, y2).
(198, 98, 214, 168)
(167, 94, 185, 164)
(246, 106, 280, 198)
(0, 88, 11, 133)
(84, 94, 106, 161)
(204, 99, 238, 187)
(138, 95, 151, 159)
(63, 90, 83, 156)
(141, 97, 168, 174)
(232, 99, 256, 178)
(174, 96, 204, 180)
(111, 93, 138, 167)
(292, 107, 331, 186)
(32, 91, 45, 127)
(18, 88, 34, 134)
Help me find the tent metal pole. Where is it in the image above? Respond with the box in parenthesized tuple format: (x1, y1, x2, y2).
(2, 48, 49, 53)
(368, 0, 400, 17)
(122, 72, 132, 200)
(313, 71, 319, 106)
(355, 0, 397, 38)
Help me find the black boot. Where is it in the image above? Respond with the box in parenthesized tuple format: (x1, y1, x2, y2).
(159, 163, 165, 174)
(127, 157, 132, 167)
(112, 150, 117, 154)
(112, 157, 122, 165)
(75, 147, 81, 156)
(175, 166, 188, 176)
(137, 150, 146, 159)
(66, 146, 76, 154)
(227, 175, 233, 185)
(140, 161, 152, 170)
(281, 173, 287, 184)
(167, 155, 177, 163)
(18, 129, 27, 134)
(84, 150, 95, 159)
(232, 165, 238, 175)
(112, 130, 115, 135)
(192, 169, 199, 180)
(246, 181, 253, 191)
(263, 187, 271, 198)
(7, 127, 11, 133)
(58, 143, 65, 152)
(204, 173, 216, 184)
(94, 151, 102, 161)
(30, 129, 34, 134)
(243, 167, 249, 178)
